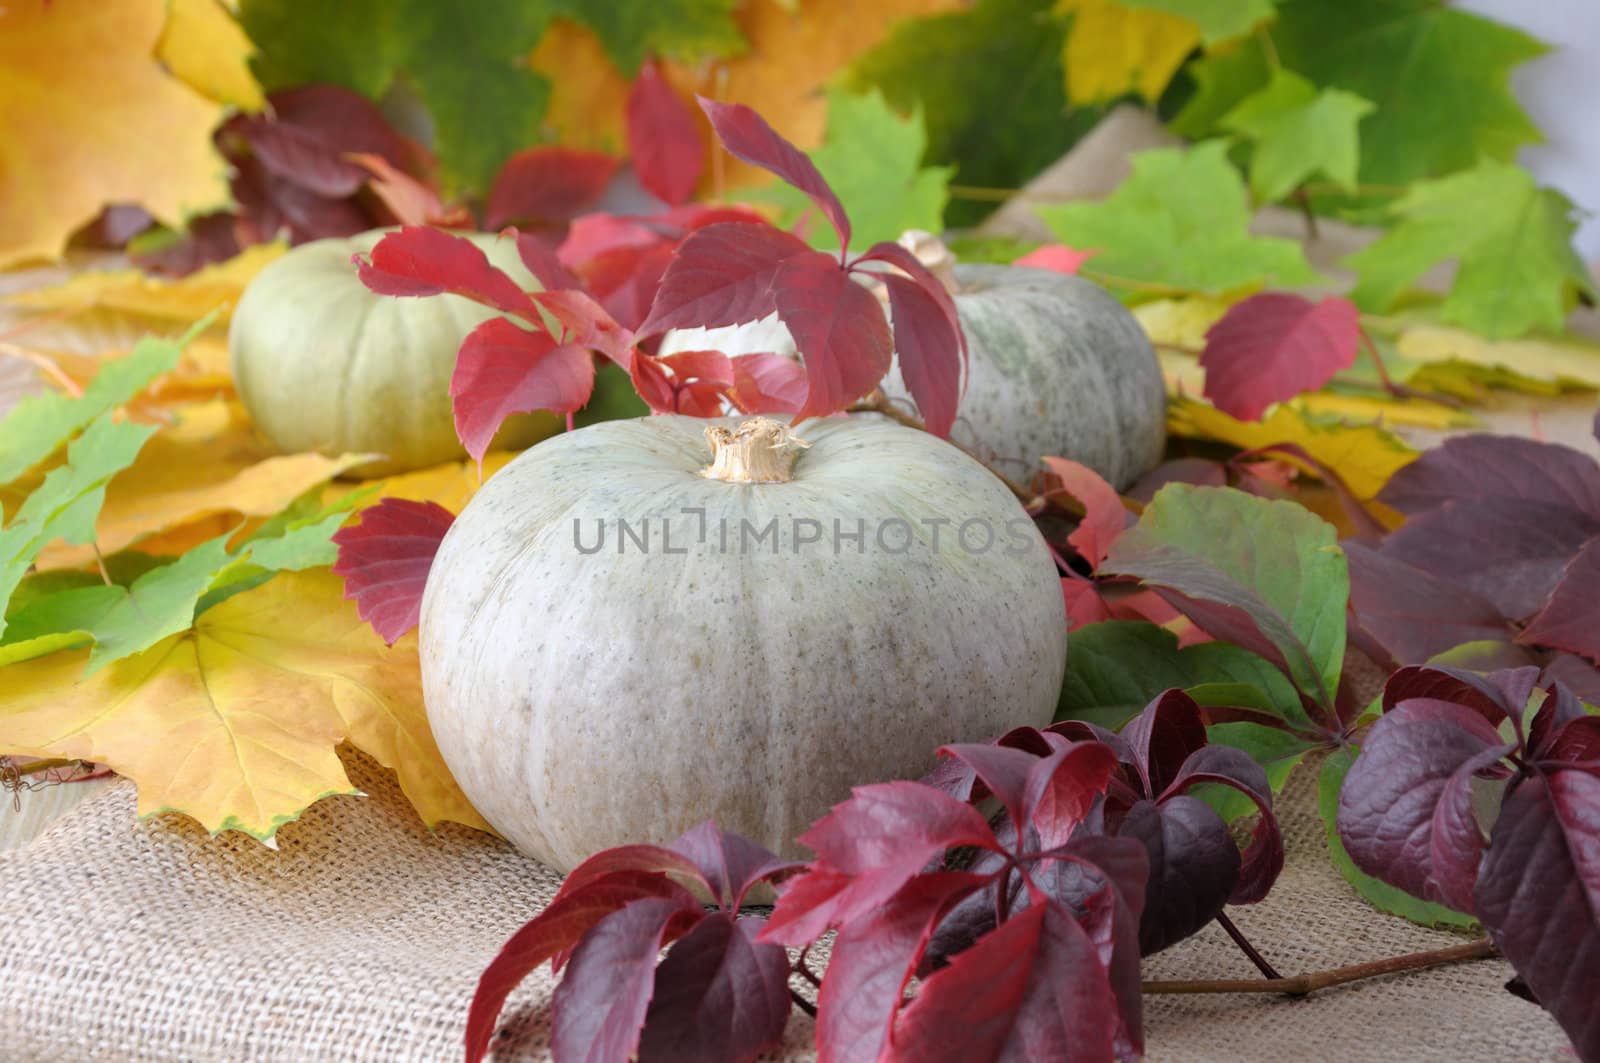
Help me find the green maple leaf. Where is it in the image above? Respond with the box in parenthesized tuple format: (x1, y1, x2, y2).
(240, 0, 745, 192)
(844, 0, 1104, 229)
(1121, 0, 1277, 44)
(1035, 140, 1320, 294)
(756, 89, 952, 251)
(1345, 160, 1593, 338)
(1221, 69, 1374, 202)
(0, 416, 156, 641)
(1272, 0, 1544, 190)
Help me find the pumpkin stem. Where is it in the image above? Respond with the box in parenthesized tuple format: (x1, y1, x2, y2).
(700, 418, 809, 484)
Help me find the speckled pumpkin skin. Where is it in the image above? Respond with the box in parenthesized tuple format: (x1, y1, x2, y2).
(885, 264, 1166, 490)
(420, 415, 1067, 870)
(229, 230, 560, 476)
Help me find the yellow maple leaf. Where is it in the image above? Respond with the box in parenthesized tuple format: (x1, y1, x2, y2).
(1169, 396, 1416, 507)
(6, 243, 284, 326)
(533, 0, 961, 193)
(0, 570, 486, 841)
(38, 400, 370, 566)
(0, 0, 231, 267)
(1056, 0, 1200, 105)
(155, 0, 264, 111)
(1398, 324, 1600, 392)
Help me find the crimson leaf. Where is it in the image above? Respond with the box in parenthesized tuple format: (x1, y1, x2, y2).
(330, 498, 455, 645)
(1043, 458, 1131, 570)
(512, 228, 582, 291)
(451, 320, 594, 461)
(699, 96, 851, 253)
(772, 250, 894, 423)
(1199, 293, 1360, 421)
(355, 226, 540, 322)
(637, 914, 792, 1063)
(727, 353, 808, 415)
(638, 221, 812, 336)
(668, 819, 800, 910)
(628, 60, 705, 207)
(485, 146, 620, 231)
(879, 273, 962, 437)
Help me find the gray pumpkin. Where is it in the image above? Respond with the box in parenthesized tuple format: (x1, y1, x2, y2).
(420, 415, 1067, 870)
(660, 263, 1166, 489)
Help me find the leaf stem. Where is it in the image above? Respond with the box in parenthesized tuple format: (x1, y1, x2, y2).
(789, 988, 817, 1018)
(1142, 938, 1496, 996)
(1214, 911, 1284, 980)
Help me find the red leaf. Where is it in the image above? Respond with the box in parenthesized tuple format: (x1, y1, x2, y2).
(668, 821, 798, 909)
(578, 240, 678, 332)
(531, 288, 633, 363)
(698, 96, 851, 252)
(330, 499, 456, 645)
(1042, 457, 1130, 569)
(235, 85, 412, 198)
(1061, 577, 1115, 630)
(631, 354, 677, 413)
(346, 152, 461, 228)
(552, 845, 710, 909)
(451, 319, 594, 460)
(464, 871, 698, 1063)
(639, 221, 813, 336)
(1025, 741, 1118, 850)
(550, 896, 704, 1063)
(1015, 243, 1095, 275)
(728, 353, 808, 414)
(1200, 294, 1360, 421)
(774, 251, 893, 423)
(880, 273, 962, 437)
(637, 914, 792, 1062)
(627, 60, 705, 206)
(560, 212, 661, 267)
(813, 872, 989, 1063)
(1519, 537, 1600, 662)
(1345, 542, 1512, 665)
(888, 900, 1119, 1063)
(509, 228, 582, 291)
(356, 225, 540, 322)
(485, 146, 620, 230)
(853, 240, 967, 363)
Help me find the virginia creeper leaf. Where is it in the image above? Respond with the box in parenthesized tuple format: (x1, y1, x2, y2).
(1344, 542, 1512, 667)
(879, 273, 962, 437)
(638, 221, 813, 337)
(331, 498, 456, 645)
(451, 320, 594, 461)
(699, 96, 852, 252)
(1036, 142, 1319, 295)
(773, 251, 894, 423)
(1379, 434, 1600, 519)
(1118, 796, 1239, 955)
(484, 147, 619, 232)
(356, 226, 539, 321)
(626, 60, 705, 207)
(1219, 70, 1374, 202)
(636, 914, 792, 1063)
(1042, 458, 1130, 569)
(1475, 768, 1600, 1061)
(1200, 294, 1360, 421)
(668, 819, 800, 909)
(727, 354, 809, 415)
(232, 84, 410, 198)
(1520, 538, 1600, 663)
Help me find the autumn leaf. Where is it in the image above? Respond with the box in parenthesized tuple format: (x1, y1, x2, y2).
(0, 0, 231, 266)
(1396, 326, 1600, 392)
(1345, 160, 1594, 339)
(1199, 294, 1360, 421)
(156, 0, 265, 111)
(1055, 0, 1200, 104)
(0, 570, 486, 841)
(1220, 70, 1374, 203)
(1120, 0, 1275, 44)
(5, 243, 284, 325)
(1036, 142, 1320, 294)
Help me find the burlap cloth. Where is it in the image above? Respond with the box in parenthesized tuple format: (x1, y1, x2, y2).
(0, 733, 1573, 1063)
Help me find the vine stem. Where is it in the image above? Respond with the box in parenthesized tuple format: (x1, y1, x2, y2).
(1214, 911, 1283, 981)
(1142, 938, 1496, 997)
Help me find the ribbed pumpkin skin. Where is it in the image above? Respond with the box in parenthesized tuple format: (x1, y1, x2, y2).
(420, 415, 1067, 870)
(229, 231, 560, 475)
(884, 264, 1166, 490)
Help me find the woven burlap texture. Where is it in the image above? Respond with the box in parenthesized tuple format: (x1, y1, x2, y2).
(0, 742, 1572, 1063)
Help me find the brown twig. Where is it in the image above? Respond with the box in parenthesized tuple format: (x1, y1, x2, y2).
(1215, 911, 1284, 981)
(1142, 938, 1497, 997)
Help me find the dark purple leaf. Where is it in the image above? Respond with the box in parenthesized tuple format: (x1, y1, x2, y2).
(1382, 664, 1541, 726)
(667, 821, 798, 909)
(551, 896, 703, 1063)
(1378, 434, 1600, 519)
(637, 914, 791, 1063)
(638, 221, 812, 336)
(1125, 459, 1227, 504)
(1345, 541, 1512, 664)
(1118, 796, 1240, 955)
(1338, 698, 1512, 910)
(773, 250, 894, 423)
(1546, 654, 1600, 706)
(1529, 682, 1591, 760)
(699, 96, 851, 252)
(1474, 768, 1600, 1061)
(1519, 537, 1600, 662)
(1165, 744, 1283, 903)
(936, 742, 1044, 828)
(1121, 689, 1207, 798)
(237, 85, 412, 198)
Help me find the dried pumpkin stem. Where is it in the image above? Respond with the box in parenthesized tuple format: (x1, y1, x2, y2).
(700, 417, 810, 484)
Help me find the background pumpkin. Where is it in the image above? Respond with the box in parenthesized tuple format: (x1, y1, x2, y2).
(660, 261, 1167, 490)
(419, 415, 1067, 871)
(229, 230, 561, 475)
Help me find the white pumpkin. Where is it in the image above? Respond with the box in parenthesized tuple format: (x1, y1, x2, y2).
(659, 260, 1167, 490)
(420, 415, 1066, 870)
(229, 230, 560, 476)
